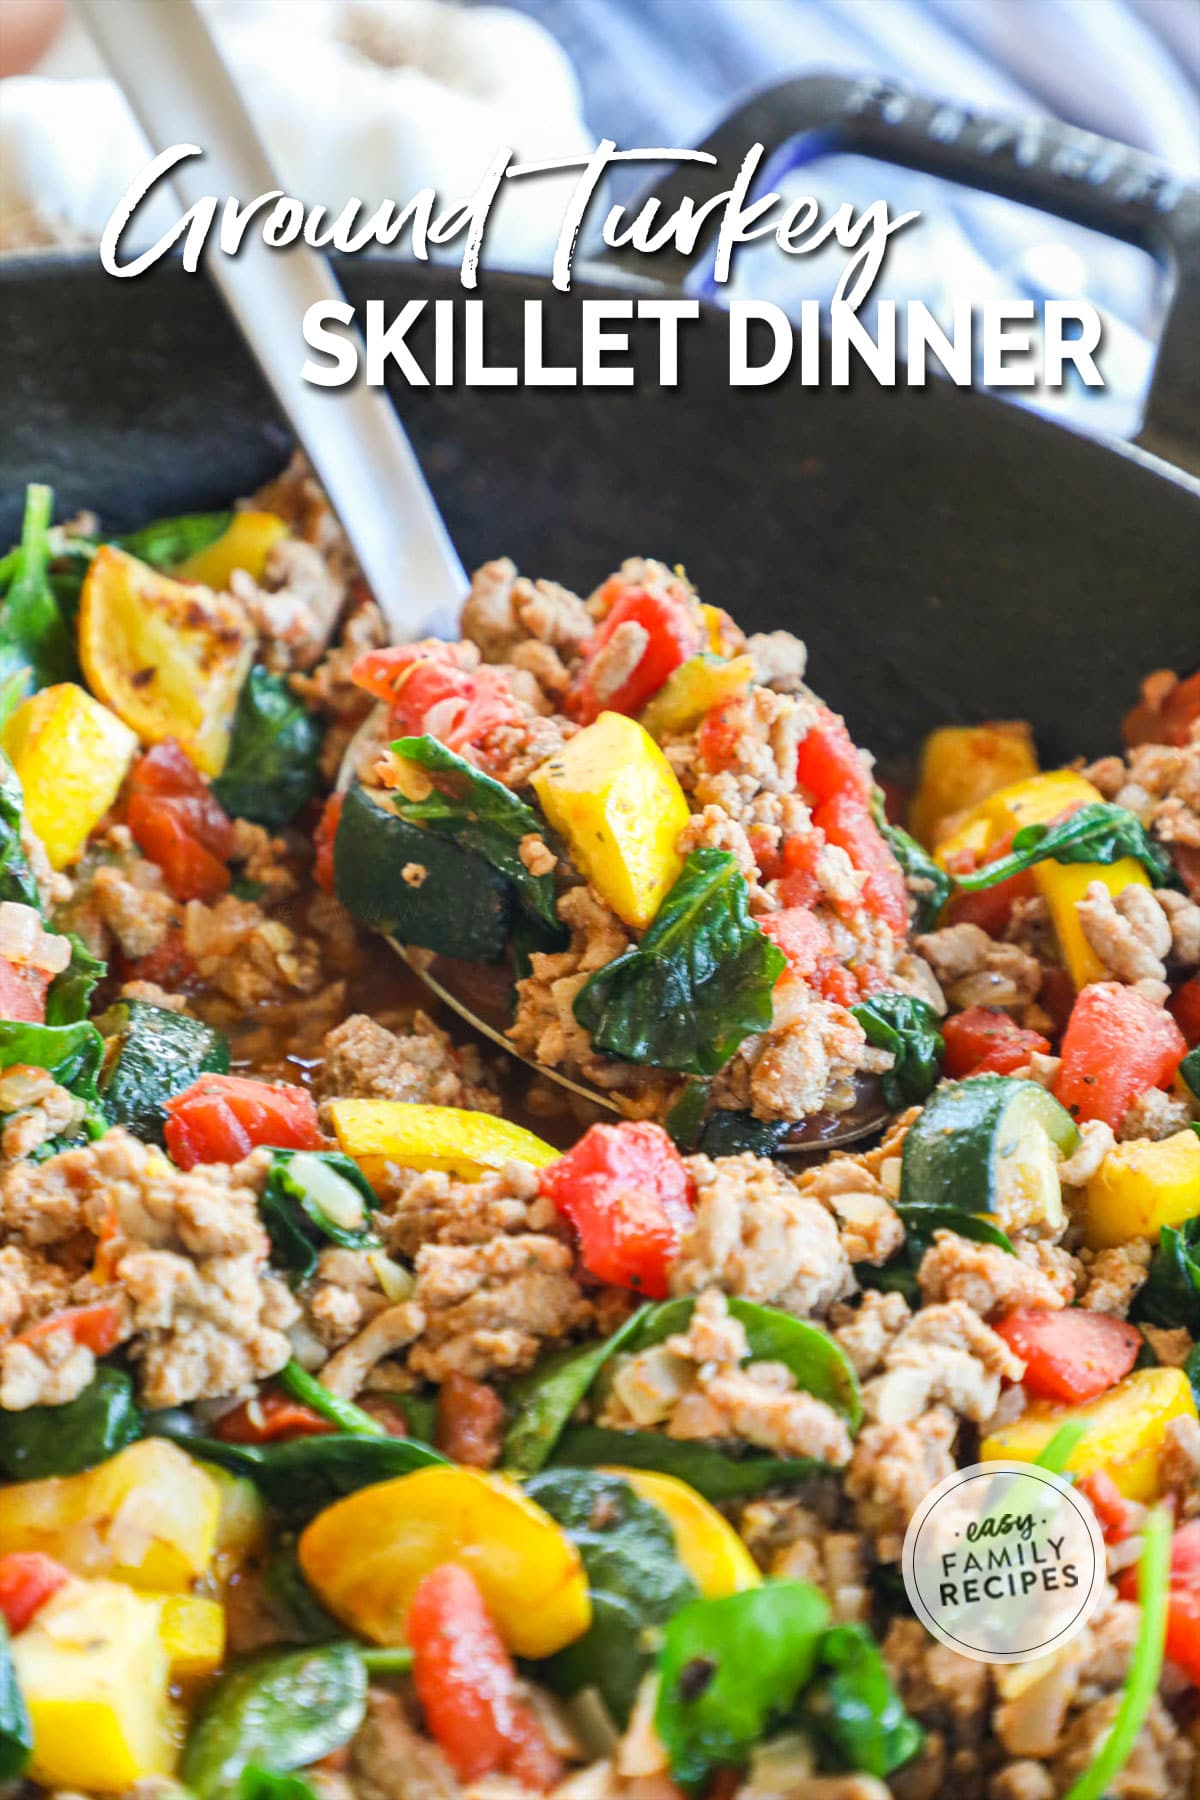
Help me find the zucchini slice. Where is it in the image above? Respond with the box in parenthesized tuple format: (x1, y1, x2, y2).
(899, 1076, 1080, 1234)
(333, 782, 512, 963)
(98, 1000, 229, 1144)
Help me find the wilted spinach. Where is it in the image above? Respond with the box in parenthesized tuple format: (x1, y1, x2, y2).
(655, 1582, 831, 1790)
(0, 1366, 142, 1479)
(952, 802, 1177, 891)
(0, 484, 79, 700)
(502, 1304, 650, 1477)
(264, 1537, 340, 1644)
(45, 934, 106, 1026)
(878, 820, 952, 931)
(575, 850, 786, 1076)
(237, 1770, 319, 1800)
(800, 1623, 923, 1778)
(0, 1019, 106, 1140)
(157, 1427, 445, 1516)
(527, 1469, 698, 1723)
(180, 1642, 366, 1799)
(391, 735, 563, 933)
(259, 1151, 380, 1279)
(548, 1426, 830, 1503)
(0, 752, 42, 912)
(1132, 1219, 1200, 1335)
(1180, 1046, 1200, 1104)
(213, 668, 322, 828)
(118, 511, 232, 570)
(278, 1360, 387, 1437)
(0, 1620, 31, 1781)
(851, 993, 944, 1109)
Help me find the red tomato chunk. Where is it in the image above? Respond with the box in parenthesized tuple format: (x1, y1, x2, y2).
(0, 1553, 70, 1634)
(164, 1074, 323, 1170)
(409, 1563, 562, 1789)
(942, 1008, 1051, 1080)
(539, 1120, 694, 1299)
(993, 1308, 1141, 1406)
(1054, 982, 1187, 1129)
(569, 581, 701, 723)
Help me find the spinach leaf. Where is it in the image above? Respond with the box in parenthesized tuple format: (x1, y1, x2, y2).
(952, 802, 1178, 892)
(502, 1304, 651, 1477)
(851, 993, 944, 1109)
(45, 934, 106, 1026)
(0, 484, 79, 701)
(800, 1623, 923, 1778)
(238, 1770, 318, 1800)
(1184, 1343, 1200, 1413)
(0, 752, 42, 912)
(180, 1642, 366, 1799)
(664, 1080, 710, 1152)
(0, 1020, 106, 1140)
(858, 1207, 1014, 1304)
(575, 851, 786, 1076)
(1132, 1219, 1200, 1334)
(878, 821, 951, 931)
(213, 668, 322, 828)
(0, 1366, 142, 1479)
(264, 1537, 340, 1644)
(622, 1296, 862, 1429)
(260, 1152, 380, 1279)
(526, 1469, 698, 1723)
(118, 511, 232, 570)
(98, 1000, 229, 1144)
(0, 1619, 31, 1781)
(1180, 1046, 1200, 1104)
(391, 735, 562, 933)
(548, 1426, 830, 1503)
(654, 1582, 830, 1790)
(155, 1428, 446, 1516)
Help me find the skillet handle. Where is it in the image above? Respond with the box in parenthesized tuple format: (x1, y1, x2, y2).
(615, 73, 1200, 460)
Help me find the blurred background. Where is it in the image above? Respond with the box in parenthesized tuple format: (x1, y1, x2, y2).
(2, 0, 1198, 441)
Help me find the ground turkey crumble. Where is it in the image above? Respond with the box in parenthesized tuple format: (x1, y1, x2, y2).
(0, 1131, 296, 1409)
(317, 1011, 499, 1114)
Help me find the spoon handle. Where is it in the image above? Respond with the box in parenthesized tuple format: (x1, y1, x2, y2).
(75, 0, 466, 640)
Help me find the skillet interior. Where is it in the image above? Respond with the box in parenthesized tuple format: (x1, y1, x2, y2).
(1, 256, 1197, 767)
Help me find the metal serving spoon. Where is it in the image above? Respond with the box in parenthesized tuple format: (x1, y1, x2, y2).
(82, 0, 888, 1155)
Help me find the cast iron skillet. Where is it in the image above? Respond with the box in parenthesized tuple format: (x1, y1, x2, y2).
(1, 75, 1197, 768)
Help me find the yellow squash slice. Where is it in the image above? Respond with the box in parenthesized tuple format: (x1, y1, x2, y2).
(78, 545, 256, 775)
(2, 684, 137, 869)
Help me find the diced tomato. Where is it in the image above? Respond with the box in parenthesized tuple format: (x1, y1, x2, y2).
(773, 829, 825, 909)
(994, 1308, 1141, 1405)
(759, 906, 832, 979)
(128, 743, 236, 855)
(313, 791, 343, 894)
(214, 1390, 336, 1444)
(435, 1372, 506, 1469)
(942, 1008, 1052, 1079)
(126, 741, 234, 902)
(1123, 670, 1200, 748)
(0, 959, 49, 1024)
(12, 1302, 124, 1357)
(1118, 1521, 1200, 1685)
(1173, 844, 1200, 901)
(409, 1563, 562, 1789)
(0, 1553, 70, 1634)
(568, 580, 701, 724)
(1054, 982, 1187, 1128)
(946, 870, 1037, 938)
(1169, 975, 1200, 1049)
(795, 706, 874, 807)
(121, 927, 198, 992)
(163, 1073, 323, 1170)
(539, 1121, 694, 1299)
(696, 701, 741, 772)
(127, 796, 231, 903)
(1076, 1472, 1135, 1545)
(351, 643, 521, 755)
(813, 792, 908, 936)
